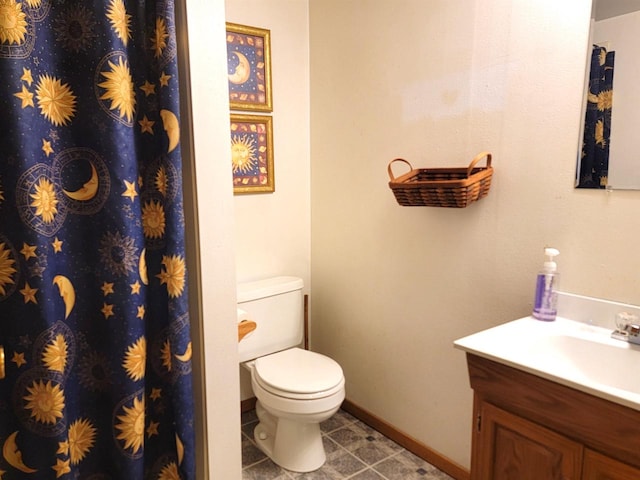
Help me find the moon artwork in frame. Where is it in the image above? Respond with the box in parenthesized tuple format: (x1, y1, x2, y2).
(226, 23, 273, 112)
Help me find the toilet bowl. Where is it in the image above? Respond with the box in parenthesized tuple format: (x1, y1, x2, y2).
(244, 347, 345, 472)
(237, 276, 346, 472)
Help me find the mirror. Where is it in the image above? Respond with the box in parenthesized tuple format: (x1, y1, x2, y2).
(576, 0, 640, 190)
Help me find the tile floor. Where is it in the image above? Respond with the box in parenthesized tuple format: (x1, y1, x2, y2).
(241, 409, 455, 480)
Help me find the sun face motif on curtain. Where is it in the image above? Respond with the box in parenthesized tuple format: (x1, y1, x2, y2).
(0, 0, 196, 479)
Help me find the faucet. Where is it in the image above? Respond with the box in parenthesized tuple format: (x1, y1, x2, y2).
(611, 312, 640, 345)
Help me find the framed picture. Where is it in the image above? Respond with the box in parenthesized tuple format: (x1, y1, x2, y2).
(230, 114, 274, 194)
(226, 22, 273, 112)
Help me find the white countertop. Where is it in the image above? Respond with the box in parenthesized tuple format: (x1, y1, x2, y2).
(454, 315, 640, 411)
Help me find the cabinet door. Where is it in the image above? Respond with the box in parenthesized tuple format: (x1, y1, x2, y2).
(473, 402, 582, 480)
(583, 449, 640, 480)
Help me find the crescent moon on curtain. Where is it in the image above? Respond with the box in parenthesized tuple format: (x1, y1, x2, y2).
(63, 163, 99, 201)
(3, 431, 37, 474)
(53, 275, 76, 319)
(174, 342, 192, 362)
(159, 109, 180, 153)
(139, 248, 148, 285)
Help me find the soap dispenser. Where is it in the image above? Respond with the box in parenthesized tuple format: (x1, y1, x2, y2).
(533, 247, 559, 321)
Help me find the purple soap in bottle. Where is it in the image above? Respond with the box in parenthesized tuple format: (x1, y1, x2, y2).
(533, 248, 559, 321)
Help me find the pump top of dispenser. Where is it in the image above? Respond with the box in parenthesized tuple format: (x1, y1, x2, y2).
(542, 248, 559, 273)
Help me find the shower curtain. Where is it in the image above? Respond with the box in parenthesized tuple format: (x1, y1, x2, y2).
(0, 0, 196, 478)
(577, 45, 615, 189)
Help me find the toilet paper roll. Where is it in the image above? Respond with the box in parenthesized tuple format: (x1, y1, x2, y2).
(237, 308, 257, 342)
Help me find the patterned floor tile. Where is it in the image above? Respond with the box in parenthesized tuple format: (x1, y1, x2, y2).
(320, 409, 357, 434)
(373, 450, 454, 479)
(242, 458, 291, 480)
(322, 447, 368, 478)
(349, 468, 388, 479)
(289, 468, 340, 479)
(241, 409, 456, 480)
(242, 435, 266, 468)
(241, 409, 258, 425)
(328, 422, 402, 465)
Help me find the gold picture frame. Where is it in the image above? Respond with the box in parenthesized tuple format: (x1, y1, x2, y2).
(226, 22, 273, 112)
(230, 114, 274, 194)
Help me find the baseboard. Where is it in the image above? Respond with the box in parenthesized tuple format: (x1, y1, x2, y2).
(240, 396, 470, 480)
(240, 397, 257, 413)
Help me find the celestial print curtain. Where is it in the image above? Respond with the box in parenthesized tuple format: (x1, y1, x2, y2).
(577, 45, 615, 189)
(0, 0, 196, 479)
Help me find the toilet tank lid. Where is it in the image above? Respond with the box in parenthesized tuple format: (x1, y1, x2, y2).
(237, 276, 303, 303)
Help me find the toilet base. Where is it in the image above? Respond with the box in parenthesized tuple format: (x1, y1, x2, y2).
(253, 400, 326, 472)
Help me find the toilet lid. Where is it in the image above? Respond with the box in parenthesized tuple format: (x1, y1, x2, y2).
(254, 347, 343, 394)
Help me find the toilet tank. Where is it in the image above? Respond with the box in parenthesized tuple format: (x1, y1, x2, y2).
(237, 276, 304, 363)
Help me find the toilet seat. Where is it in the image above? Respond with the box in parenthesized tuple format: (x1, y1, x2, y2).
(254, 348, 344, 400)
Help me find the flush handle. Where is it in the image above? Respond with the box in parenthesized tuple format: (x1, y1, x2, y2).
(0, 345, 4, 380)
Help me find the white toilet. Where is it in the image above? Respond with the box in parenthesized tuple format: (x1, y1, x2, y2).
(237, 276, 345, 472)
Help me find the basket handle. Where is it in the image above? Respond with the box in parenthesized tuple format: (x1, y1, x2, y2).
(387, 158, 413, 181)
(466, 152, 492, 177)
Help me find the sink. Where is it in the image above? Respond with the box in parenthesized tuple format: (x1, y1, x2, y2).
(454, 316, 640, 411)
(532, 334, 640, 394)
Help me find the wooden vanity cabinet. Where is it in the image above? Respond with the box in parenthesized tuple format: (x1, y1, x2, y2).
(466, 354, 640, 480)
(582, 450, 640, 480)
(474, 401, 582, 479)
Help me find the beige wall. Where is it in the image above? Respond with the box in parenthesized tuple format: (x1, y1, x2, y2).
(225, 0, 311, 400)
(227, 0, 311, 286)
(310, 0, 640, 470)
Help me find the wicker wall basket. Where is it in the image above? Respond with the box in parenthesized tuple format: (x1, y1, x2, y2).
(387, 151, 493, 208)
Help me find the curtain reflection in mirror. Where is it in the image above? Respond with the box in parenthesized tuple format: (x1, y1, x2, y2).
(578, 45, 615, 189)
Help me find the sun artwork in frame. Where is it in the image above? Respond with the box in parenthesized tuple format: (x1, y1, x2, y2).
(231, 114, 274, 194)
(226, 22, 273, 112)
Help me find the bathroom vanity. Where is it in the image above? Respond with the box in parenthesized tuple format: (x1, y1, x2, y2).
(454, 294, 640, 480)
(466, 353, 640, 480)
